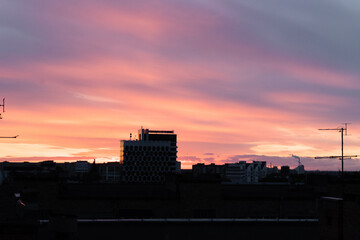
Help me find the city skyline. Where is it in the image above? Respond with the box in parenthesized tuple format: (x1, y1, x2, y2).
(1, 0, 360, 170)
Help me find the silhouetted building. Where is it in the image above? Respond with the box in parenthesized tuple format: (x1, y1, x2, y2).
(193, 163, 224, 177)
(193, 161, 267, 184)
(294, 165, 305, 174)
(0, 165, 4, 185)
(224, 162, 247, 183)
(99, 162, 122, 182)
(74, 161, 90, 174)
(270, 166, 279, 174)
(0, 161, 58, 181)
(120, 128, 180, 183)
(281, 166, 290, 176)
(244, 161, 267, 183)
(56, 161, 92, 181)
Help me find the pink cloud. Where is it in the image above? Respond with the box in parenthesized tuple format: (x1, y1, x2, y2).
(1, 1, 360, 170)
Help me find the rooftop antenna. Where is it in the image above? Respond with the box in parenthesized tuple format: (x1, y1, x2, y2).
(316, 124, 355, 240)
(315, 123, 357, 178)
(0, 98, 19, 138)
(0, 98, 5, 112)
(0, 98, 5, 119)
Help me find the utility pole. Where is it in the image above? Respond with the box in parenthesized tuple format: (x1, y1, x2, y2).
(316, 123, 356, 179)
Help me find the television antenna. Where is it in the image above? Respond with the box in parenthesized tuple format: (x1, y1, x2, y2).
(0, 98, 5, 119)
(315, 123, 356, 178)
(0, 98, 19, 138)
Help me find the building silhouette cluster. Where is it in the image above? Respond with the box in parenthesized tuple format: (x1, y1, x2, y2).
(0, 127, 360, 239)
(0, 128, 305, 185)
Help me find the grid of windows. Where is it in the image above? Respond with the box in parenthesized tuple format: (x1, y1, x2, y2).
(121, 129, 180, 183)
(121, 142, 178, 183)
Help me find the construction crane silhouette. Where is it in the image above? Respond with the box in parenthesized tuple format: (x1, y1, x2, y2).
(315, 123, 357, 178)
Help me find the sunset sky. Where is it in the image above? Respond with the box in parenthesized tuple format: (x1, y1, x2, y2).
(1, 0, 360, 170)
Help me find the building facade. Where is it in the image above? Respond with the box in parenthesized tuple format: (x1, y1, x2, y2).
(120, 128, 180, 183)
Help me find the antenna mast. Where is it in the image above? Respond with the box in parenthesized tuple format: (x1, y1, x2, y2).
(0, 135, 19, 138)
(0, 98, 5, 112)
(0, 98, 5, 119)
(0, 98, 19, 138)
(316, 123, 355, 178)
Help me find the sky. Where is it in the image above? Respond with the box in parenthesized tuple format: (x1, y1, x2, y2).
(1, 0, 360, 170)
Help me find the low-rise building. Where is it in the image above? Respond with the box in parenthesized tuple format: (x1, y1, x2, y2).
(193, 163, 224, 177)
(193, 161, 267, 184)
(99, 162, 122, 182)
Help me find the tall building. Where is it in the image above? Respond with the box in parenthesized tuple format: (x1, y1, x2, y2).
(120, 128, 180, 183)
